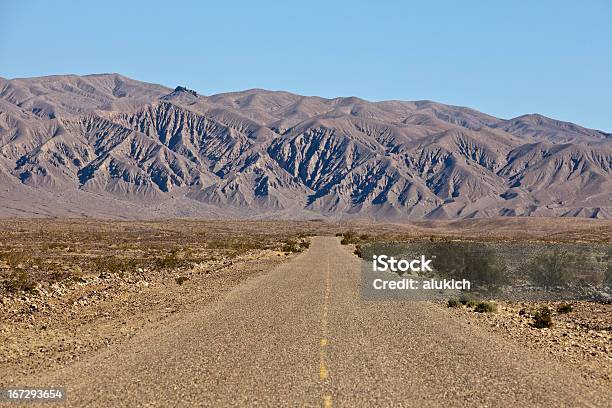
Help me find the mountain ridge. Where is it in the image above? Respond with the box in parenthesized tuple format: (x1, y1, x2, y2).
(0, 73, 610, 219)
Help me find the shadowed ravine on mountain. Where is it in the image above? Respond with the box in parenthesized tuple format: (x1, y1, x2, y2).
(18, 237, 612, 407)
(0, 74, 610, 219)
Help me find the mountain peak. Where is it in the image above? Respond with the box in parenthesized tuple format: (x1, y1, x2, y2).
(173, 86, 198, 97)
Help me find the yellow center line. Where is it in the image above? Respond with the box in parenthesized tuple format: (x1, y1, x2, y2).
(319, 258, 332, 407)
(319, 361, 329, 380)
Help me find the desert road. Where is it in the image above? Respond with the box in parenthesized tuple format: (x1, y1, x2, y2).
(23, 237, 611, 407)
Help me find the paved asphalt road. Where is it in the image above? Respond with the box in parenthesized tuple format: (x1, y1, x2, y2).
(22, 237, 612, 407)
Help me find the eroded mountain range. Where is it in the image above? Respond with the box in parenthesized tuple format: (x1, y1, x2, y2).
(0, 74, 610, 219)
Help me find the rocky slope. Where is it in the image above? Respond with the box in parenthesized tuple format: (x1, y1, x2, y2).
(0, 73, 610, 219)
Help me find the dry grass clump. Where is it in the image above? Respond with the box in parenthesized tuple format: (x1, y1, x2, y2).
(532, 306, 554, 328)
(474, 301, 497, 313)
(447, 298, 461, 308)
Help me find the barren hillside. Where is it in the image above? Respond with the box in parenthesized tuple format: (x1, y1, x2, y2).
(0, 74, 610, 219)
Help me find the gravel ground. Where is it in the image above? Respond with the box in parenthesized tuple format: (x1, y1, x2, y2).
(2, 237, 610, 407)
(445, 299, 612, 384)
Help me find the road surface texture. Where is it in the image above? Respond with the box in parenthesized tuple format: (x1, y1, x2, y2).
(17, 237, 612, 407)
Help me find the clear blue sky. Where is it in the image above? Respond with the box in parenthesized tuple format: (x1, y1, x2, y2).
(2, 0, 611, 131)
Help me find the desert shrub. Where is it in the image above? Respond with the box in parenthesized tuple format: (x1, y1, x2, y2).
(155, 251, 188, 270)
(3, 269, 36, 293)
(557, 303, 572, 314)
(340, 230, 358, 245)
(428, 243, 508, 290)
(354, 245, 363, 258)
(522, 249, 577, 288)
(335, 232, 343, 237)
(281, 238, 307, 253)
(459, 292, 477, 305)
(533, 306, 553, 328)
(281, 242, 296, 252)
(175, 276, 189, 285)
(474, 301, 497, 313)
(447, 298, 460, 308)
